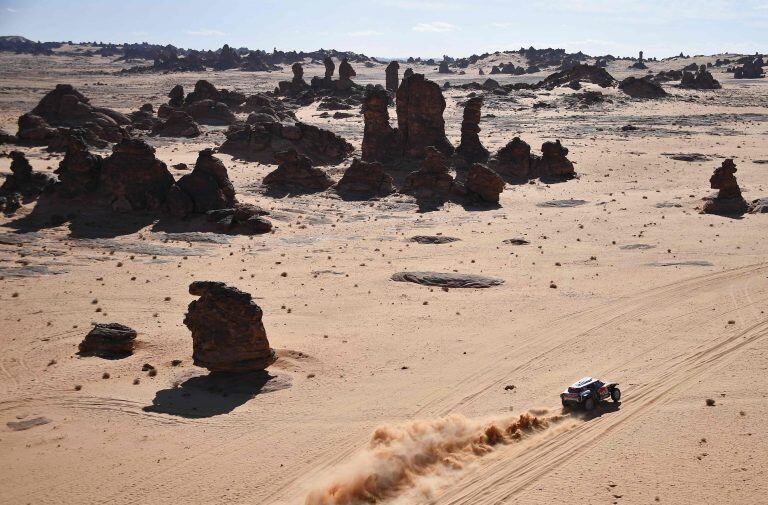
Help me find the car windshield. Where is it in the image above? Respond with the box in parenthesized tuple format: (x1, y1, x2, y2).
(568, 386, 584, 393)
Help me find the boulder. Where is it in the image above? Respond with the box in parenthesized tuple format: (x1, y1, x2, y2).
(336, 158, 394, 198)
(455, 97, 489, 166)
(619, 76, 667, 98)
(100, 139, 175, 212)
(78, 323, 137, 358)
(396, 74, 453, 158)
(152, 110, 201, 138)
(701, 159, 749, 216)
(263, 149, 334, 193)
(184, 281, 276, 372)
(205, 203, 273, 235)
(184, 99, 236, 125)
(465, 163, 504, 203)
(361, 87, 399, 163)
(185, 80, 220, 104)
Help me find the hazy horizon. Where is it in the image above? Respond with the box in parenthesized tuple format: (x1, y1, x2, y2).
(1, 0, 767, 59)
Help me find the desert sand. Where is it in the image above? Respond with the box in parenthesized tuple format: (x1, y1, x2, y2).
(1, 48, 767, 505)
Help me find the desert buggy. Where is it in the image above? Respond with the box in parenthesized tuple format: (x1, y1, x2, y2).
(560, 377, 621, 410)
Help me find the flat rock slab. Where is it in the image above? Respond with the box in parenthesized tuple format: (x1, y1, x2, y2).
(391, 271, 504, 288)
(503, 238, 530, 245)
(409, 235, 461, 244)
(620, 243, 656, 250)
(663, 153, 711, 162)
(537, 199, 588, 208)
(647, 260, 714, 267)
(7, 416, 51, 431)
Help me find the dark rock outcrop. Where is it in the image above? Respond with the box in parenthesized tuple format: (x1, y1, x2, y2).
(465, 163, 504, 203)
(151, 110, 201, 138)
(100, 139, 175, 212)
(734, 58, 765, 79)
(702, 159, 749, 216)
(490, 137, 536, 179)
(401, 146, 456, 201)
(619, 76, 667, 98)
(0, 151, 55, 204)
(396, 74, 453, 158)
(680, 65, 721, 89)
(167, 149, 236, 217)
(455, 97, 488, 166)
(262, 149, 333, 193)
(128, 103, 161, 131)
(205, 203, 273, 235)
(438, 61, 452, 74)
(168, 85, 184, 107)
(78, 323, 137, 358)
(323, 56, 335, 79)
(537, 140, 575, 179)
(361, 87, 399, 163)
(184, 99, 236, 125)
(185, 281, 276, 372)
(54, 132, 103, 197)
(385, 60, 400, 92)
(538, 64, 616, 89)
(338, 57, 357, 90)
(220, 121, 353, 166)
(335, 158, 394, 198)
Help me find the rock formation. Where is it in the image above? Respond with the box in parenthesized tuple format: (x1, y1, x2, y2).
(455, 97, 489, 166)
(335, 158, 394, 198)
(211, 44, 241, 70)
(278, 63, 310, 95)
(184, 281, 276, 372)
(100, 139, 175, 212)
(733, 58, 765, 79)
(386, 61, 400, 92)
(361, 87, 399, 163)
(167, 149, 236, 217)
(396, 74, 453, 158)
(184, 99, 236, 125)
(338, 57, 357, 90)
(54, 132, 103, 197)
(168, 85, 184, 107)
(151, 110, 201, 138)
(490, 137, 535, 179)
(263, 149, 334, 193)
(78, 323, 137, 358)
(680, 65, 721, 89)
(537, 140, 576, 179)
(438, 61, 452, 74)
(538, 64, 616, 89)
(0, 151, 55, 203)
(619, 76, 667, 98)
(185, 80, 220, 104)
(401, 147, 456, 202)
(220, 121, 353, 166)
(402, 67, 414, 83)
(16, 84, 130, 147)
(702, 159, 749, 215)
(323, 56, 335, 79)
(128, 103, 161, 131)
(465, 163, 504, 203)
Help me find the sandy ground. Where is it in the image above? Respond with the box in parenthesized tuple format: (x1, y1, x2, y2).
(1, 51, 767, 505)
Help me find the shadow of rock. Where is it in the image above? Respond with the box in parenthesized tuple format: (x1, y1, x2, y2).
(143, 370, 291, 418)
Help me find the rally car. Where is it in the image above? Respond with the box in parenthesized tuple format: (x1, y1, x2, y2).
(560, 377, 621, 410)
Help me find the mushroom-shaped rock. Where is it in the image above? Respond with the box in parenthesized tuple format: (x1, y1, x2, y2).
(78, 323, 137, 357)
(100, 139, 175, 211)
(702, 159, 749, 215)
(185, 281, 276, 372)
(396, 74, 453, 158)
(536, 140, 575, 179)
(336, 158, 394, 198)
(466, 163, 504, 203)
(263, 149, 334, 193)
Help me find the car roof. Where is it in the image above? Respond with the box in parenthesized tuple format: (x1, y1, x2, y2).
(571, 377, 596, 388)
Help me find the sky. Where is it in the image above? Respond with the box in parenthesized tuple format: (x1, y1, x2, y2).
(1, 0, 767, 59)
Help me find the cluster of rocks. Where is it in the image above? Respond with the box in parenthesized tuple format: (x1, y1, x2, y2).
(185, 281, 276, 372)
(489, 137, 575, 180)
(731, 57, 765, 79)
(538, 64, 616, 89)
(680, 65, 721, 90)
(489, 62, 538, 75)
(16, 84, 131, 148)
(276, 58, 367, 106)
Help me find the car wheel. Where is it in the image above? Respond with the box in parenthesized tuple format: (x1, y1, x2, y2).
(584, 397, 596, 410)
(611, 388, 621, 402)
